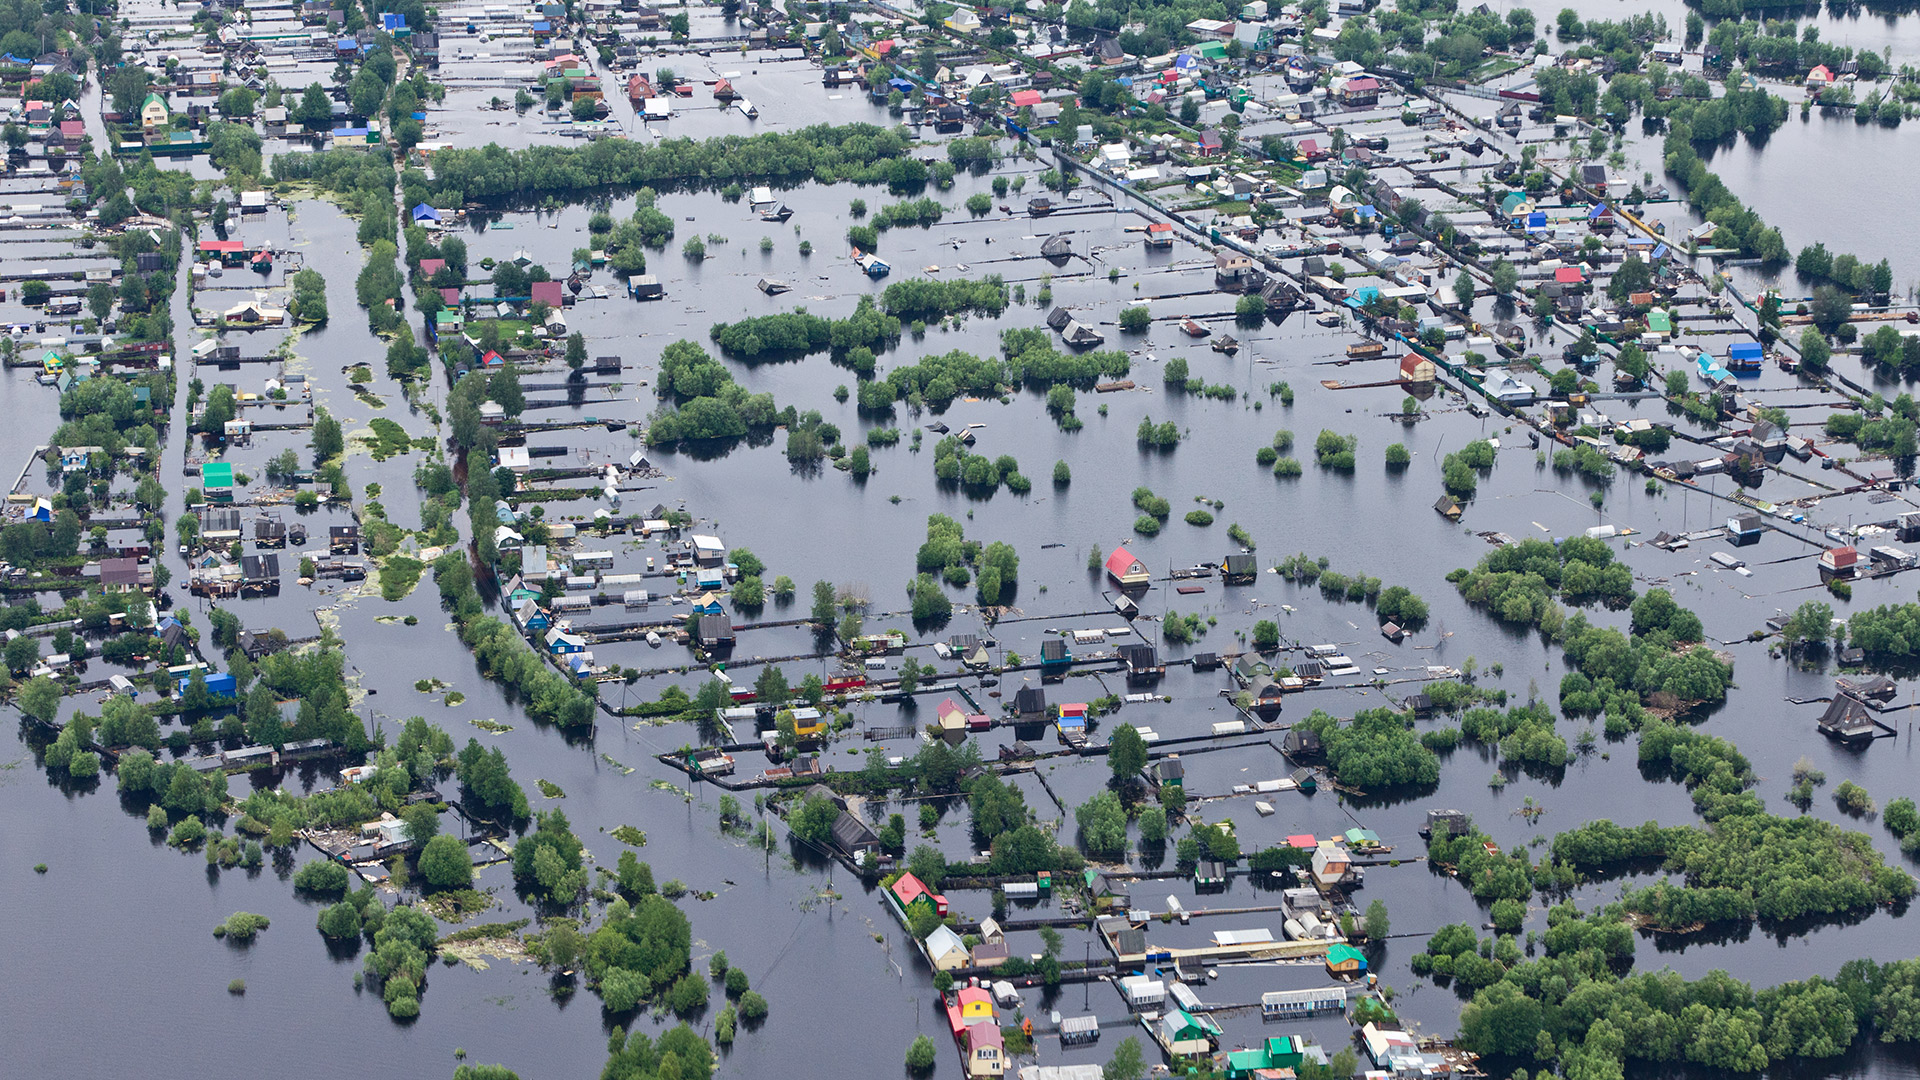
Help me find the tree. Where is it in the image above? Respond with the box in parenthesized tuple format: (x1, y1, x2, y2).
(19, 676, 60, 723)
(789, 791, 838, 843)
(1810, 286, 1852, 335)
(402, 804, 440, 845)
(1119, 306, 1152, 332)
(810, 580, 836, 626)
(1075, 791, 1128, 858)
(1491, 259, 1519, 295)
(1454, 272, 1476, 310)
(293, 859, 351, 894)
(754, 665, 789, 706)
(312, 407, 344, 463)
(565, 331, 587, 371)
(906, 1035, 938, 1072)
(1108, 724, 1147, 782)
(1782, 600, 1834, 650)
(1365, 899, 1390, 939)
(6, 635, 40, 674)
(417, 833, 473, 890)
(1799, 328, 1831, 373)
(1105, 1036, 1146, 1080)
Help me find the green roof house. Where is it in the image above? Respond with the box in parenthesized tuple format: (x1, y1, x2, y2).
(1326, 942, 1368, 974)
(1226, 1036, 1306, 1079)
(201, 461, 234, 500)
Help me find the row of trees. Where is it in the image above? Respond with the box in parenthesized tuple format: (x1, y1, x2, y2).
(427, 124, 924, 201)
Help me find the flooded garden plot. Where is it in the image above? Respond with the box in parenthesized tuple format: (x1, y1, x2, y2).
(14, 0, 1920, 1076)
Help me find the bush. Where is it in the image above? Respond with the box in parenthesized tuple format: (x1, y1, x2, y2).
(293, 859, 351, 895)
(418, 833, 474, 890)
(215, 912, 271, 941)
(906, 1035, 938, 1071)
(1119, 306, 1152, 332)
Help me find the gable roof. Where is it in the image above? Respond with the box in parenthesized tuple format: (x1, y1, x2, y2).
(1105, 546, 1147, 579)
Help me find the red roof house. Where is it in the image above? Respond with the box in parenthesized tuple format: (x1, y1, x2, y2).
(1554, 266, 1585, 285)
(1106, 546, 1150, 586)
(418, 258, 446, 278)
(890, 871, 948, 918)
(1821, 546, 1858, 572)
(1010, 89, 1042, 108)
(529, 280, 566, 307)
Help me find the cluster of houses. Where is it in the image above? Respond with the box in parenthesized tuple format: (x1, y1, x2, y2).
(505, 514, 744, 681)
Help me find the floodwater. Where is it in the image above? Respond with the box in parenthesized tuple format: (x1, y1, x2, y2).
(7, 13, 1920, 1080)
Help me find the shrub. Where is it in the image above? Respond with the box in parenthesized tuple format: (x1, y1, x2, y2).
(293, 859, 351, 895)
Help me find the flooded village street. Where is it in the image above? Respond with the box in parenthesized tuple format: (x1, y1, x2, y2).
(14, 0, 1920, 1078)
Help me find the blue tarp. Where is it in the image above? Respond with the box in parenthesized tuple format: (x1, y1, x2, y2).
(1651, 243, 1670, 260)
(1587, 203, 1608, 220)
(887, 78, 914, 92)
(381, 12, 406, 29)
(531, 21, 551, 32)
(1526, 211, 1547, 231)
(336, 38, 357, 50)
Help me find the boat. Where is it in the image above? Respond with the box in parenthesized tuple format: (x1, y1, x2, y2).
(757, 278, 791, 295)
(1027, 197, 1053, 217)
(760, 203, 792, 222)
(853, 252, 890, 278)
(1180, 318, 1211, 338)
(647, 631, 662, 648)
(1211, 334, 1239, 355)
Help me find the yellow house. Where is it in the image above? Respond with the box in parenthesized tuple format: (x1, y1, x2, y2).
(141, 92, 170, 132)
(790, 706, 826, 739)
(958, 984, 995, 1022)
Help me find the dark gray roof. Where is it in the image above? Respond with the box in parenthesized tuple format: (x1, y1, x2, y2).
(831, 810, 877, 854)
(1819, 694, 1876, 735)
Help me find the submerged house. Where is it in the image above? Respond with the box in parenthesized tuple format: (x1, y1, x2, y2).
(1105, 546, 1150, 587)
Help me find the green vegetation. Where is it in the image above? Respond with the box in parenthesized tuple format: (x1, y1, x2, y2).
(511, 810, 587, 904)
(646, 341, 788, 445)
(709, 297, 899, 360)
(1292, 708, 1440, 790)
(214, 912, 270, 942)
(1314, 429, 1357, 469)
